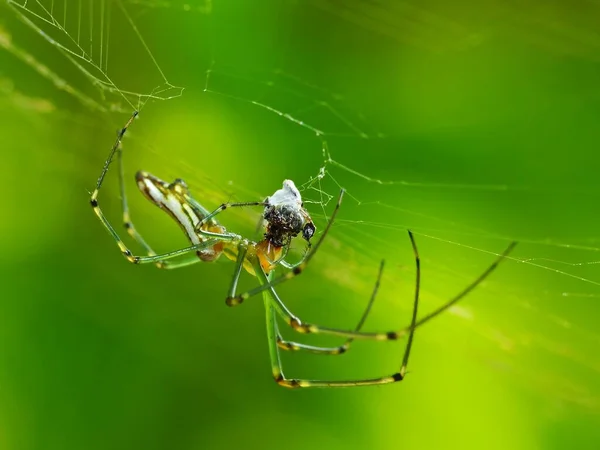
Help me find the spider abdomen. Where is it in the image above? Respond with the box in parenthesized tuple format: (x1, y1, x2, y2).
(136, 170, 226, 262)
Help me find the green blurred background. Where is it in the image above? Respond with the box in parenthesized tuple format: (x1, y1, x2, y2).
(1, 1, 600, 449)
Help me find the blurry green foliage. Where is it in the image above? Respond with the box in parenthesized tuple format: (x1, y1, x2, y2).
(1, 1, 599, 449)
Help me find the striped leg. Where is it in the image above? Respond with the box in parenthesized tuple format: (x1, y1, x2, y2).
(193, 200, 267, 242)
(116, 131, 196, 269)
(276, 260, 383, 356)
(90, 111, 227, 266)
(118, 144, 157, 260)
(260, 232, 516, 343)
(261, 243, 420, 388)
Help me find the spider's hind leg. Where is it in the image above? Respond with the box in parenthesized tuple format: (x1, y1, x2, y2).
(117, 147, 165, 267)
(257, 255, 420, 388)
(260, 254, 419, 388)
(276, 259, 384, 356)
(90, 111, 221, 268)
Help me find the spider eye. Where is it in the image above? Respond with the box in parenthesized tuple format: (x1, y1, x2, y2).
(302, 222, 316, 241)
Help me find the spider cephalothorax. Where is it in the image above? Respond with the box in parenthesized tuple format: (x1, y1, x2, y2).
(263, 180, 315, 248)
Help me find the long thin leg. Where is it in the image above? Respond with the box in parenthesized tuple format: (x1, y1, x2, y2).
(400, 231, 420, 375)
(261, 232, 517, 342)
(119, 146, 157, 258)
(278, 247, 310, 270)
(261, 238, 421, 388)
(227, 244, 248, 299)
(194, 200, 267, 237)
(90, 111, 230, 265)
(157, 252, 216, 270)
(117, 134, 195, 270)
(264, 280, 285, 382)
(276, 332, 347, 355)
(276, 259, 384, 355)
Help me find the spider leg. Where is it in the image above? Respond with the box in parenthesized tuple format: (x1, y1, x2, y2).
(186, 195, 268, 243)
(118, 145, 155, 257)
(185, 194, 244, 242)
(226, 244, 248, 299)
(276, 334, 348, 355)
(156, 253, 217, 270)
(260, 232, 516, 342)
(116, 132, 198, 269)
(92, 192, 223, 264)
(260, 243, 420, 388)
(90, 111, 231, 266)
(194, 200, 267, 236)
(278, 247, 310, 270)
(276, 259, 384, 356)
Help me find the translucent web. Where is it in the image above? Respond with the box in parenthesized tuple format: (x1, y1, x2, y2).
(3, 0, 184, 113)
(199, 63, 600, 412)
(3, 0, 597, 418)
(124, 0, 212, 14)
(204, 63, 600, 290)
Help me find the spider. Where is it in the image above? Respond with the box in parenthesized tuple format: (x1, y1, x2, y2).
(90, 111, 517, 388)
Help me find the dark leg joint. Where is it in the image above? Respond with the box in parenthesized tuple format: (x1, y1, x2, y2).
(336, 344, 348, 355)
(391, 372, 404, 382)
(290, 318, 309, 333)
(122, 250, 139, 264)
(386, 331, 398, 340)
(276, 338, 293, 351)
(226, 296, 243, 307)
(90, 199, 98, 208)
(274, 375, 301, 389)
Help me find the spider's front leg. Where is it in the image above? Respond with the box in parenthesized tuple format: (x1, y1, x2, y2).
(192, 200, 267, 243)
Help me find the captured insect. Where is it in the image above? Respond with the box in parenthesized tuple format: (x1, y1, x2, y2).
(90, 111, 517, 388)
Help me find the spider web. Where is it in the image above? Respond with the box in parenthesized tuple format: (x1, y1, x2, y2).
(2, 0, 185, 112)
(2, 1, 599, 447)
